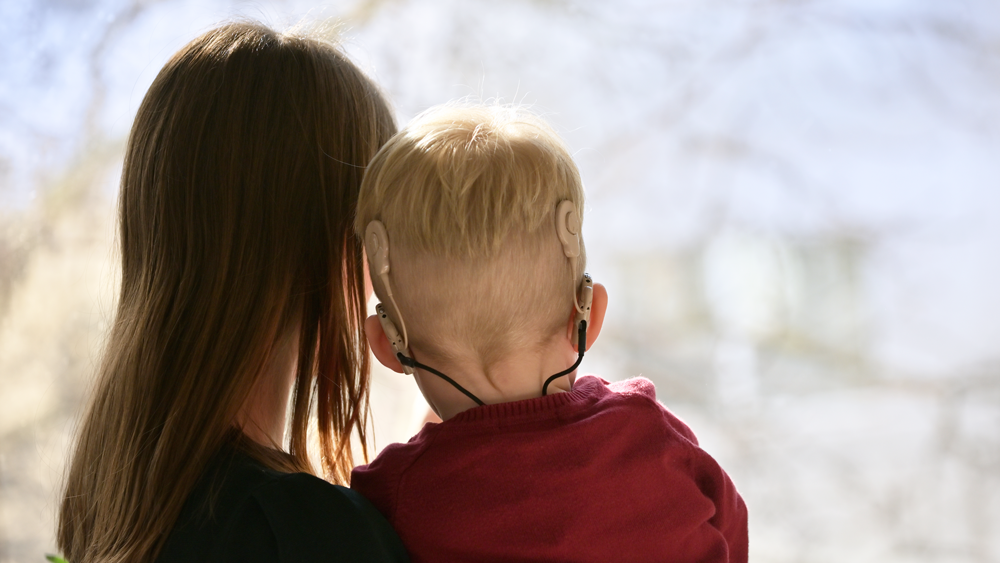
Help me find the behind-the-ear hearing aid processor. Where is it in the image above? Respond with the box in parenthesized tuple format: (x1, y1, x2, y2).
(571, 273, 593, 347)
(375, 303, 413, 375)
(368, 220, 418, 380)
(366, 220, 408, 345)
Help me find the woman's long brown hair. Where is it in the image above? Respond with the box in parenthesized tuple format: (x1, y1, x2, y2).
(57, 22, 395, 563)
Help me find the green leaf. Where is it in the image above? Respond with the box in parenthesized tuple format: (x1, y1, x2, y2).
(45, 554, 69, 563)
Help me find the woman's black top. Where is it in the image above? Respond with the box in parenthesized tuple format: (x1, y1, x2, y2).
(156, 446, 409, 563)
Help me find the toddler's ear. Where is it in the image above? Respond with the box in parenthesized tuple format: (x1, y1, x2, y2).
(365, 314, 406, 373)
(567, 283, 608, 352)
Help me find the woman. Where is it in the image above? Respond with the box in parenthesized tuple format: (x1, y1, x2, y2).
(57, 22, 406, 562)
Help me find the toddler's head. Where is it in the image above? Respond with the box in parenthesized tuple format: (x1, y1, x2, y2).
(356, 104, 587, 397)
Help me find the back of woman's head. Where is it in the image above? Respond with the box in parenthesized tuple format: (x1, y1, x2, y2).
(58, 21, 395, 563)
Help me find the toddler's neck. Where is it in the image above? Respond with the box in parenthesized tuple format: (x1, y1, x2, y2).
(411, 334, 578, 420)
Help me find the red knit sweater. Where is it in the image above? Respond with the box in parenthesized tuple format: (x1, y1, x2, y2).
(352, 376, 748, 563)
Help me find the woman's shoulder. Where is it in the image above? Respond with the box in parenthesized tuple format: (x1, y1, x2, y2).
(157, 449, 409, 563)
(251, 471, 409, 560)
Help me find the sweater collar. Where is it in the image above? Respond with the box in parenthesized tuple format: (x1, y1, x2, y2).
(445, 375, 608, 424)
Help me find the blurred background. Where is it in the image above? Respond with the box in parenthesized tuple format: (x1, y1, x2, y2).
(1, 0, 998, 561)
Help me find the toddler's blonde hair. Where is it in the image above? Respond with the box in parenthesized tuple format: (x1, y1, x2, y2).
(356, 104, 586, 372)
